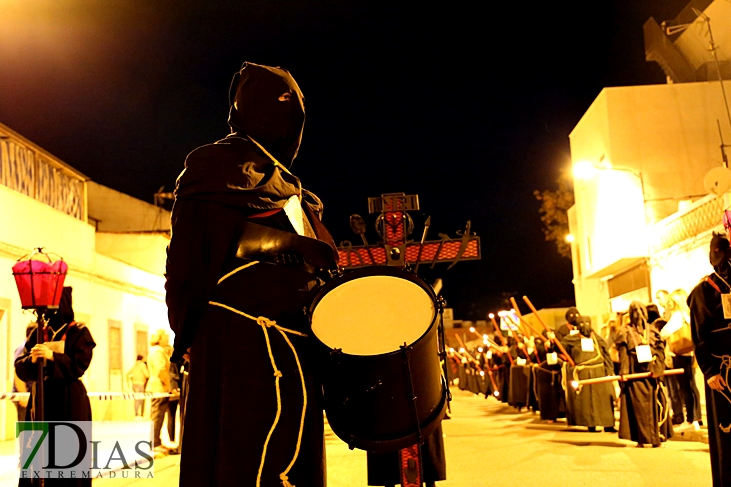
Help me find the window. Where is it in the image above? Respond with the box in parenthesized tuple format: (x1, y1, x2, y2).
(135, 324, 149, 360)
(108, 320, 123, 390)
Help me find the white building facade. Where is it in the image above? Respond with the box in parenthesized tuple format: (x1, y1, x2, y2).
(0, 123, 171, 439)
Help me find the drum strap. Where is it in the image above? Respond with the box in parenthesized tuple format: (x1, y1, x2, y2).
(209, 300, 307, 487)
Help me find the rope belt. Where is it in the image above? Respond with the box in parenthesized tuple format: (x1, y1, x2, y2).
(569, 336, 605, 394)
(209, 300, 307, 487)
(712, 354, 731, 433)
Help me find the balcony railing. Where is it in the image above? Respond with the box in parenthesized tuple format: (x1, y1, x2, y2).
(0, 126, 86, 221)
(649, 193, 726, 254)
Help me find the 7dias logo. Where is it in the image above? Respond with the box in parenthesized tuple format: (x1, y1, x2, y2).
(16, 421, 154, 480)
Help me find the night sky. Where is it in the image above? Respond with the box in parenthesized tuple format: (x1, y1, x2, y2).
(0, 1, 690, 320)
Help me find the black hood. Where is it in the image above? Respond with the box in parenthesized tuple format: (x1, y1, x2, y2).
(710, 232, 731, 278)
(228, 62, 305, 168)
(565, 307, 580, 326)
(628, 301, 647, 330)
(48, 287, 74, 330)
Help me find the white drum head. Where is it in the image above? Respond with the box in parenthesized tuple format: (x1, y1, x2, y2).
(311, 275, 435, 356)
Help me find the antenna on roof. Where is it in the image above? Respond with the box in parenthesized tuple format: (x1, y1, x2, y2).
(154, 186, 175, 207)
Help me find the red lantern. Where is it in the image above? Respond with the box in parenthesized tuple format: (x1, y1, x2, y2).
(12, 248, 68, 309)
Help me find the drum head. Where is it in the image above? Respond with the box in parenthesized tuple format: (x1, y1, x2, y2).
(311, 271, 436, 356)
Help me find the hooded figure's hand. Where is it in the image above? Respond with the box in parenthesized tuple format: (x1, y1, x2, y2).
(30, 344, 54, 363)
(708, 374, 727, 391)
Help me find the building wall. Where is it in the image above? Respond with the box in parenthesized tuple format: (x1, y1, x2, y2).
(569, 80, 731, 330)
(0, 158, 169, 439)
(570, 81, 731, 225)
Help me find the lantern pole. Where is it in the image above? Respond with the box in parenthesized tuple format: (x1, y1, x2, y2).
(34, 308, 46, 424)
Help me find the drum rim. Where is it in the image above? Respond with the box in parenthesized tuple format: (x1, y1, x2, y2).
(309, 266, 438, 356)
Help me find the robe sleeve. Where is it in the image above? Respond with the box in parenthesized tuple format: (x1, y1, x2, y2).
(688, 281, 723, 380)
(166, 199, 250, 362)
(46, 327, 95, 381)
(615, 327, 630, 375)
(650, 329, 666, 376)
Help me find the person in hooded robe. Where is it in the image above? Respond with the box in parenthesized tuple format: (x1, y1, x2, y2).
(615, 302, 669, 447)
(166, 62, 338, 487)
(556, 307, 581, 342)
(561, 316, 615, 432)
(507, 334, 531, 411)
(15, 287, 96, 487)
(533, 332, 566, 422)
(687, 232, 731, 486)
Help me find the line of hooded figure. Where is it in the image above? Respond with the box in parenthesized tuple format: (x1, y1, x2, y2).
(446, 302, 703, 448)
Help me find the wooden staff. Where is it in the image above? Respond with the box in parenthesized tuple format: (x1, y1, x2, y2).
(510, 297, 544, 337)
(453, 334, 499, 392)
(522, 295, 575, 367)
(469, 328, 502, 349)
(572, 368, 684, 387)
(502, 315, 533, 365)
(489, 314, 514, 365)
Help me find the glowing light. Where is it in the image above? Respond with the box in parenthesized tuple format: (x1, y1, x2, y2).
(573, 161, 599, 180)
(571, 380, 579, 389)
(469, 326, 475, 333)
(479, 371, 485, 377)
(459, 347, 465, 353)
(488, 313, 495, 319)
(483, 334, 488, 339)
(494, 391, 500, 397)
(483, 339, 489, 345)
(510, 308, 515, 313)
(449, 348, 455, 353)
(565, 233, 575, 243)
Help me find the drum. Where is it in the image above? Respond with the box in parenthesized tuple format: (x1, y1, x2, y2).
(309, 266, 447, 452)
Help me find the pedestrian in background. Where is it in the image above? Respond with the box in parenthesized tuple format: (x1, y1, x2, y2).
(147, 329, 172, 453)
(166, 350, 181, 448)
(126, 354, 149, 418)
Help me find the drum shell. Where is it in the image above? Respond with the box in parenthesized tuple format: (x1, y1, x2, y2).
(310, 267, 446, 452)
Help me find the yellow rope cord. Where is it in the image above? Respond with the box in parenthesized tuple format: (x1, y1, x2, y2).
(257, 317, 283, 487)
(208, 302, 307, 337)
(217, 261, 259, 284)
(208, 301, 307, 486)
(276, 328, 307, 487)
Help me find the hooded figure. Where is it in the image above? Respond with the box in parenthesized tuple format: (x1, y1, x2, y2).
(687, 233, 731, 485)
(15, 287, 96, 487)
(555, 307, 580, 342)
(615, 301, 669, 446)
(561, 311, 615, 431)
(166, 62, 337, 487)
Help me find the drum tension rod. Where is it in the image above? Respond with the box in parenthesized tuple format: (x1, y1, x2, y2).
(400, 342, 424, 446)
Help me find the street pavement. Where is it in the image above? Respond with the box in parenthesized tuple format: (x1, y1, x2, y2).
(1, 389, 713, 486)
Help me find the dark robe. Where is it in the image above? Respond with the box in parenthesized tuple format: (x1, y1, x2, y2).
(562, 332, 615, 428)
(488, 352, 510, 403)
(532, 340, 566, 421)
(15, 319, 96, 487)
(366, 424, 447, 485)
(508, 343, 531, 409)
(615, 306, 669, 445)
(688, 272, 731, 486)
(167, 63, 337, 487)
